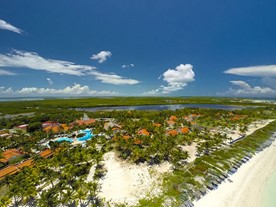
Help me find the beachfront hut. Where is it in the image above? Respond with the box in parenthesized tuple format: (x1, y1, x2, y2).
(233, 164, 239, 170)
(222, 173, 229, 178)
(218, 175, 225, 180)
(211, 180, 219, 186)
(199, 187, 207, 195)
(237, 161, 243, 165)
(264, 140, 273, 148)
(215, 177, 222, 184)
(206, 183, 214, 190)
(244, 156, 250, 161)
(229, 168, 237, 174)
(194, 191, 202, 200)
(241, 158, 248, 163)
(184, 200, 194, 207)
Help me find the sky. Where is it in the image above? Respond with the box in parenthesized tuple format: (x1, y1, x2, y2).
(0, 0, 276, 98)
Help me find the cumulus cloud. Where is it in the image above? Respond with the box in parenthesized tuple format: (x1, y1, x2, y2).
(219, 80, 276, 97)
(46, 78, 53, 85)
(0, 69, 16, 76)
(0, 50, 140, 85)
(91, 51, 112, 63)
(89, 71, 140, 85)
(0, 84, 118, 97)
(224, 65, 276, 77)
(122, 64, 135, 69)
(162, 64, 195, 93)
(0, 50, 95, 76)
(143, 88, 161, 96)
(0, 19, 23, 34)
(144, 64, 195, 95)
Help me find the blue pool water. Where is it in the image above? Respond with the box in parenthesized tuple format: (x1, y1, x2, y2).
(56, 137, 73, 142)
(55, 129, 93, 143)
(77, 130, 93, 141)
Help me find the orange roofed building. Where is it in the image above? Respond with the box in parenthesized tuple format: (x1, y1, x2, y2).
(39, 149, 53, 158)
(166, 130, 178, 136)
(169, 115, 178, 121)
(75, 119, 96, 126)
(138, 129, 150, 136)
(0, 149, 24, 163)
(43, 123, 70, 134)
(153, 123, 161, 127)
(0, 149, 54, 179)
(13, 124, 28, 133)
(180, 127, 189, 134)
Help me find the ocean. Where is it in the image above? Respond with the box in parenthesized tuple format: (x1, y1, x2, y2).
(262, 170, 276, 207)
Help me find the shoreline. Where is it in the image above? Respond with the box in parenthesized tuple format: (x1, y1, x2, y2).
(194, 132, 276, 207)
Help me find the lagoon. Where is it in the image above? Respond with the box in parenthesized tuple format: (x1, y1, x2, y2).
(76, 104, 248, 112)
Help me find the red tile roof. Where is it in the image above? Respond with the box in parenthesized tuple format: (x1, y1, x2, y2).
(17, 159, 33, 169)
(153, 123, 161, 127)
(39, 149, 53, 158)
(0, 149, 23, 163)
(167, 130, 178, 136)
(0, 165, 18, 178)
(180, 127, 189, 134)
(75, 119, 96, 126)
(169, 115, 177, 121)
(138, 129, 150, 136)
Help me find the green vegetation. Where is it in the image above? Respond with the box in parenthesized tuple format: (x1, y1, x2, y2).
(0, 96, 273, 114)
(145, 120, 276, 207)
(0, 97, 275, 206)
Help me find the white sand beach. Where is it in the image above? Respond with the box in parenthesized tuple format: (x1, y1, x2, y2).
(98, 152, 172, 206)
(194, 136, 276, 207)
(180, 142, 197, 163)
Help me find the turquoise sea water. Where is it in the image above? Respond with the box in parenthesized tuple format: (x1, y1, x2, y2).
(262, 169, 276, 207)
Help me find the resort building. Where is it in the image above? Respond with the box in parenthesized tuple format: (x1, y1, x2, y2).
(13, 124, 28, 133)
(0, 148, 24, 164)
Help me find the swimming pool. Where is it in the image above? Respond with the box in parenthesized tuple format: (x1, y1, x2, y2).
(54, 129, 93, 143)
(56, 137, 73, 142)
(77, 131, 93, 141)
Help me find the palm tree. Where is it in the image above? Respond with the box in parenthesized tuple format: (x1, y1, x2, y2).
(75, 187, 88, 206)
(38, 188, 59, 207)
(0, 196, 11, 207)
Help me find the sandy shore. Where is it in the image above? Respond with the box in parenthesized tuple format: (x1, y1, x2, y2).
(194, 135, 276, 207)
(98, 152, 172, 206)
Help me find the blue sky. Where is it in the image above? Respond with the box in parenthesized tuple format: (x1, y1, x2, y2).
(0, 0, 276, 97)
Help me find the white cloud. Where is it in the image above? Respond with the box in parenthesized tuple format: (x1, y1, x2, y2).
(162, 64, 195, 93)
(0, 50, 140, 85)
(122, 64, 135, 69)
(46, 78, 53, 85)
(0, 19, 23, 34)
(0, 86, 13, 95)
(219, 81, 276, 97)
(91, 51, 112, 63)
(89, 71, 140, 85)
(224, 65, 276, 77)
(0, 69, 16, 76)
(0, 84, 118, 97)
(143, 88, 161, 96)
(0, 50, 95, 76)
(144, 64, 195, 95)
